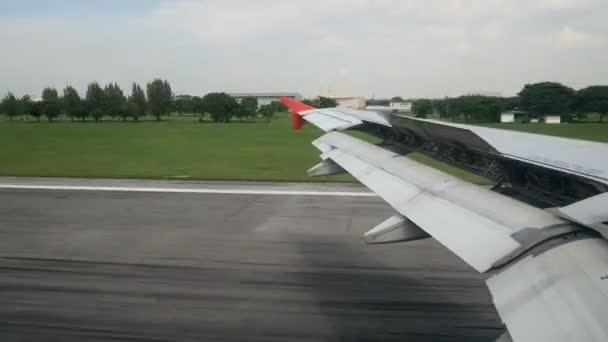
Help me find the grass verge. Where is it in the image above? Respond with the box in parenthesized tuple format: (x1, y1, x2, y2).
(0, 115, 352, 182)
(0, 116, 605, 184)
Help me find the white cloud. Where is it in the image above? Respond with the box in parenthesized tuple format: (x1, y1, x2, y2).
(535, 0, 597, 10)
(143, 0, 371, 43)
(478, 23, 505, 41)
(557, 26, 608, 48)
(0, 0, 607, 98)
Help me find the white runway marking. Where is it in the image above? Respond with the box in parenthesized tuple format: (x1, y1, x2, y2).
(0, 184, 377, 197)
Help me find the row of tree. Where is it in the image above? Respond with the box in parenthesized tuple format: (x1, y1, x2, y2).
(6, 80, 606, 124)
(302, 96, 337, 109)
(172, 94, 287, 122)
(410, 82, 608, 123)
(0, 80, 170, 122)
(0, 80, 288, 122)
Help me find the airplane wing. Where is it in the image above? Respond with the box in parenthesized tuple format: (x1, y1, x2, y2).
(390, 116, 608, 186)
(281, 97, 608, 342)
(280, 96, 391, 131)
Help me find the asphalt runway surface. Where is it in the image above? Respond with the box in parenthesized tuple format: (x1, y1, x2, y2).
(0, 178, 503, 341)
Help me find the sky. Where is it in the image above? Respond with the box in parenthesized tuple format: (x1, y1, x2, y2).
(1, 0, 607, 98)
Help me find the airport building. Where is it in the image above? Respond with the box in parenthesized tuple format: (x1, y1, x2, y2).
(366, 99, 413, 113)
(389, 100, 413, 112)
(229, 92, 303, 108)
(335, 96, 366, 109)
(500, 110, 562, 124)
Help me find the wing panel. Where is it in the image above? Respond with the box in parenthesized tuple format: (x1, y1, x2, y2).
(318, 131, 566, 230)
(322, 135, 521, 272)
(315, 131, 575, 273)
(304, 111, 362, 131)
(393, 116, 608, 184)
(404, 193, 520, 272)
(486, 238, 608, 342)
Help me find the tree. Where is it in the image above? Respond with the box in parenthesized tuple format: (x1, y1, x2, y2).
(412, 99, 433, 118)
(237, 97, 258, 120)
(258, 104, 274, 122)
(449, 95, 503, 123)
(42, 87, 61, 122)
(269, 101, 288, 113)
(518, 82, 575, 121)
(302, 99, 316, 107)
(302, 97, 337, 108)
(146, 79, 173, 121)
(201, 92, 238, 122)
(319, 96, 337, 108)
(128, 83, 147, 121)
(501, 96, 520, 112)
(86, 82, 106, 122)
(575, 86, 608, 122)
(391, 96, 405, 102)
(174, 95, 195, 115)
(20, 95, 33, 119)
(29, 101, 43, 122)
(104, 83, 128, 121)
(1, 92, 19, 121)
(432, 98, 451, 120)
(162, 80, 174, 114)
(62, 86, 85, 121)
(191, 96, 205, 121)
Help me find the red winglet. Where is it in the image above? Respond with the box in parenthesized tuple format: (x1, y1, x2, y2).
(280, 96, 315, 130)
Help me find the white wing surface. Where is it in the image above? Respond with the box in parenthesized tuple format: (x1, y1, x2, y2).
(315, 131, 576, 272)
(487, 238, 608, 342)
(281, 98, 608, 341)
(394, 116, 608, 185)
(299, 108, 391, 132)
(314, 131, 608, 341)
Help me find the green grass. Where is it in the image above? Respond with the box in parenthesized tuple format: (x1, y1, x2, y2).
(0, 116, 606, 184)
(346, 131, 494, 185)
(0, 115, 351, 182)
(406, 153, 495, 185)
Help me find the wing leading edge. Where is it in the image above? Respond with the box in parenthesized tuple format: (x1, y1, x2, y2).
(281, 96, 391, 132)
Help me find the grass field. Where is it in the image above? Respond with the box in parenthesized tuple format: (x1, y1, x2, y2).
(0, 115, 351, 182)
(0, 115, 606, 183)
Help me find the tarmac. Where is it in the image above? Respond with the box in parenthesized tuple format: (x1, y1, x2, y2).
(0, 178, 503, 341)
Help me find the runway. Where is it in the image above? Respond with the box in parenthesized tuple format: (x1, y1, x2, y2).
(0, 178, 503, 341)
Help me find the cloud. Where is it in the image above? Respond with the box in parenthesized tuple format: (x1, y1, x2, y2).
(536, 0, 598, 10)
(0, 0, 607, 98)
(557, 26, 608, 48)
(143, 0, 372, 43)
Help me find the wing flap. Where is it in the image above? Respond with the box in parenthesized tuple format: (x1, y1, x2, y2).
(328, 147, 518, 272)
(394, 116, 608, 185)
(316, 131, 575, 273)
(487, 238, 608, 342)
